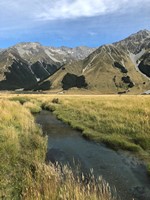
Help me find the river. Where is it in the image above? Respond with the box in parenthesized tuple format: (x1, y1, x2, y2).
(36, 110, 150, 200)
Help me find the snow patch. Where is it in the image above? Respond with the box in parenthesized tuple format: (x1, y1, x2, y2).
(36, 78, 40, 82)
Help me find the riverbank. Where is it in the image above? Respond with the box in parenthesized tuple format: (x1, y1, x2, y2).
(40, 95, 150, 175)
(36, 110, 150, 200)
(0, 98, 116, 200)
(0, 100, 46, 199)
(5, 94, 150, 174)
(0, 94, 150, 199)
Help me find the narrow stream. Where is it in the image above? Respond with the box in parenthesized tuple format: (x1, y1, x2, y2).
(36, 110, 150, 200)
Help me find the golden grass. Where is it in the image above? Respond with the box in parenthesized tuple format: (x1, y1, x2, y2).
(0, 93, 150, 200)
(23, 101, 42, 113)
(8, 94, 148, 164)
(2, 94, 150, 154)
(40, 95, 150, 173)
(22, 163, 116, 200)
(41, 95, 150, 147)
(0, 97, 115, 200)
(0, 100, 46, 199)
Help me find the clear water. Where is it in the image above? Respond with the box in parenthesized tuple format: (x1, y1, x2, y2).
(36, 110, 150, 200)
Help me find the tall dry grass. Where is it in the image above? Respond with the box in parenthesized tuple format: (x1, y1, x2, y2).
(22, 162, 117, 200)
(0, 98, 116, 200)
(0, 100, 46, 199)
(42, 96, 150, 150)
(41, 95, 150, 173)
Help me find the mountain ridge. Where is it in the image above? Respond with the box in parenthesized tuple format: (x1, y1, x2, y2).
(0, 29, 150, 93)
(39, 29, 150, 94)
(0, 43, 95, 90)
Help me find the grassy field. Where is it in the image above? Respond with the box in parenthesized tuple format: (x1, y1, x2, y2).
(0, 97, 116, 200)
(5, 94, 150, 173)
(41, 95, 150, 174)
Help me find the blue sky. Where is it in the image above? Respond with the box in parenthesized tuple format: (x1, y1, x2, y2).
(0, 0, 150, 48)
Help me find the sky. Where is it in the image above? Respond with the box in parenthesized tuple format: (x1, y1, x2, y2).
(0, 0, 150, 48)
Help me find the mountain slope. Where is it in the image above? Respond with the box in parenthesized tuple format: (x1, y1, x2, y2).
(42, 30, 150, 94)
(0, 43, 95, 90)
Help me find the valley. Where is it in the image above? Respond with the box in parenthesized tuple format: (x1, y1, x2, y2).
(0, 94, 150, 200)
(0, 29, 150, 200)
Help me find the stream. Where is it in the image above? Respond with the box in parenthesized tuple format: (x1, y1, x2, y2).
(36, 110, 150, 200)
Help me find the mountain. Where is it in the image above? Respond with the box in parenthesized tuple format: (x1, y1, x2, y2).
(0, 30, 150, 93)
(0, 43, 95, 90)
(40, 30, 150, 94)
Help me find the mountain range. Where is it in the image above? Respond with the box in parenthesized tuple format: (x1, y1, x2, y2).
(0, 30, 150, 94)
(0, 43, 95, 90)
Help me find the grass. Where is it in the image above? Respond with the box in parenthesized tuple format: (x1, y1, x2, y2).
(41, 95, 150, 174)
(5, 94, 150, 174)
(0, 100, 46, 199)
(23, 101, 42, 114)
(0, 94, 150, 199)
(9, 96, 31, 104)
(22, 163, 117, 200)
(9, 96, 42, 114)
(42, 96, 150, 150)
(0, 98, 115, 200)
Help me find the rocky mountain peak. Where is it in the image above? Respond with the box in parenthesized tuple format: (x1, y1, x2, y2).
(114, 29, 150, 54)
(0, 30, 149, 92)
(135, 29, 150, 37)
(0, 42, 96, 90)
(14, 42, 41, 48)
(126, 29, 150, 42)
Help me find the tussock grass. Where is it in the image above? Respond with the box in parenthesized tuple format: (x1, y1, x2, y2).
(9, 95, 42, 113)
(43, 96, 150, 151)
(41, 95, 150, 174)
(10, 96, 30, 104)
(23, 163, 116, 200)
(0, 100, 46, 199)
(0, 98, 115, 200)
(1, 94, 150, 199)
(23, 101, 42, 114)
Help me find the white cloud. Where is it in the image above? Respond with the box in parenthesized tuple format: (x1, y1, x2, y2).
(36, 0, 150, 20)
(37, 0, 131, 20)
(0, 0, 149, 23)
